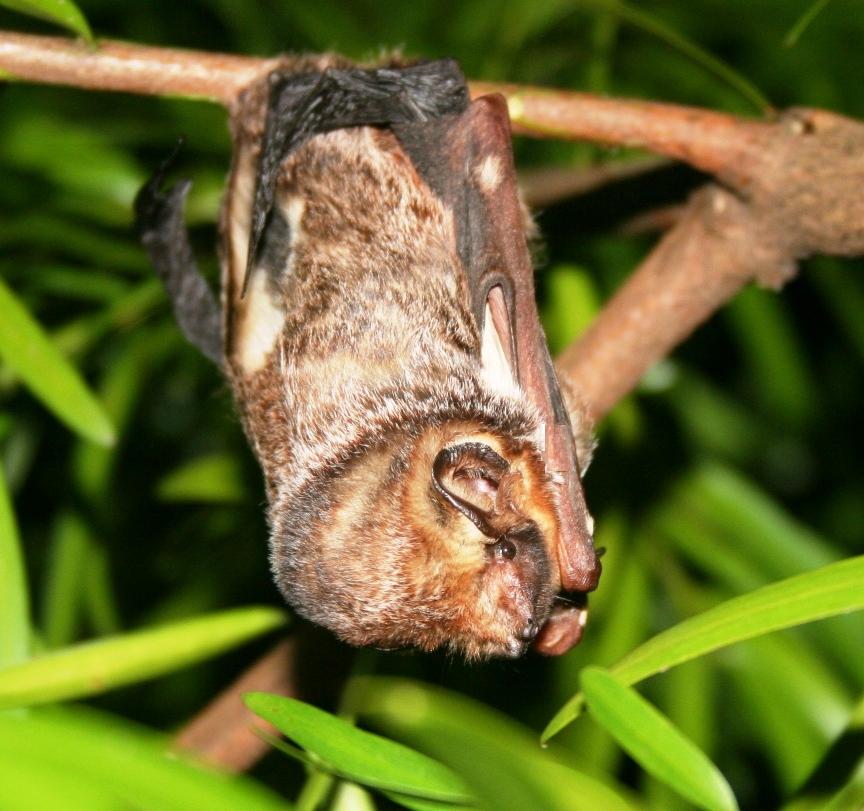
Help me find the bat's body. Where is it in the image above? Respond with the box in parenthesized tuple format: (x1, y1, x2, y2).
(137, 57, 600, 659)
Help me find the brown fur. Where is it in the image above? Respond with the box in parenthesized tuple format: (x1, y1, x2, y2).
(220, 69, 587, 659)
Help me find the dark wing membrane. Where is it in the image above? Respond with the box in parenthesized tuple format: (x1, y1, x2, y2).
(134, 145, 223, 365)
(396, 96, 600, 594)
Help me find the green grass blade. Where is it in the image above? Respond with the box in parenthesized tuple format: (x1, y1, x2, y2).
(783, 0, 833, 47)
(577, 0, 770, 112)
(41, 511, 91, 649)
(81, 542, 121, 636)
(582, 668, 738, 811)
(543, 555, 864, 742)
(0, 0, 93, 41)
(540, 264, 601, 355)
(0, 276, 114, 446)
(244, 692, 472, 804)
(782, 694, 864, 811)
(725, 287, 815, 429)
(384, 792, 476, 811)
(0, 463, 29, 667)
(0, 606, 285, 710)
(0, 706, 293, 811)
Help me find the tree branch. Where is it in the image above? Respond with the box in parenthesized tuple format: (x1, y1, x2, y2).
(556, 185, 791, 422)
(0, 32, 280, 104)
(173, 640, 296, 772)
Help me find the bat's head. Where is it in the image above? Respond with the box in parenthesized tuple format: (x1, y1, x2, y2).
(398, 427, 563, 659)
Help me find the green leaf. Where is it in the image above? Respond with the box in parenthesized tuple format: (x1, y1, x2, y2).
(543, 555, 864, 742)
(244, 693, 472, 804)
(157, 453, 249, 503)
(347, 677, 640, 811)
(384, 793, 475, 811)
(581, 668, 738, 811)
(0, 0, 93, 41)
(0, 276, 115, 446)
(0, 113, 142, 210)
(41, 511, 91, 649)
(0, 706, 292, 811)
(0, 606, 285, 710)
(0, 463, 29, 667)
(725, 287, 815, 428)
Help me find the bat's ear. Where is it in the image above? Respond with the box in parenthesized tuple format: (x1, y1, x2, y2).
(431, 443, 509, 538)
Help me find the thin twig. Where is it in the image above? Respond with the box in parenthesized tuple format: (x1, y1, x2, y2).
(519, 156, 671, 209)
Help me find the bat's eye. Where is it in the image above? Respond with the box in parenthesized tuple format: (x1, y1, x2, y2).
(493, 538, 518, 561)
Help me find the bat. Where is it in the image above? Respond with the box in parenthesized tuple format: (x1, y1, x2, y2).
(135, 55, 601, 659)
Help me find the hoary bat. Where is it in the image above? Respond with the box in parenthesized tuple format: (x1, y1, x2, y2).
(135, 56, 601, 659)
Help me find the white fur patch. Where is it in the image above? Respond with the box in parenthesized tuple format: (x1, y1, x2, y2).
(238, 271, 286, 374)
(480, 301, 518, 397)
(284, 196, 305, 243)
(477, 155, 502, 194)
(235, 196, 305, 374)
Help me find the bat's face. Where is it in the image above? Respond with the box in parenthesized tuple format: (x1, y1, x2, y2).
(269, 423, 566, 660)
(404, 430, 560, 659)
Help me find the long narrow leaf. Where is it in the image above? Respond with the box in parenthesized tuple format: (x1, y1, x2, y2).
(0, 606, 285, 710)
(0, 0, 92, 41)
(582, 668, 738, 811)
(245, 692, 472, 804)
(0, 276, 114, 446)
(783, 0, 833, 47)
(577, 0, 770, 111)
(0, 464, 29, 667)
(544, 555, 864, 741)
(348, 677, 640, 811)
(0, 707, 292, 811)
(41, 512, 91, 648)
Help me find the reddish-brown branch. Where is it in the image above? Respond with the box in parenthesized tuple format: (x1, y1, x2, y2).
(469, 80, 772, 188)
(0, 33, 766, 185)
(556, 185, 792, 422)
(173, 640, 296, 771)
(0, 32, 280, 104)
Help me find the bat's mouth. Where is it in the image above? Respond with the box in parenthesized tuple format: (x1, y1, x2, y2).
(532, 592, 589, 656)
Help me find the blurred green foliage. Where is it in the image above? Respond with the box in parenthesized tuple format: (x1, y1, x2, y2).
(1, 0, 863, 809)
